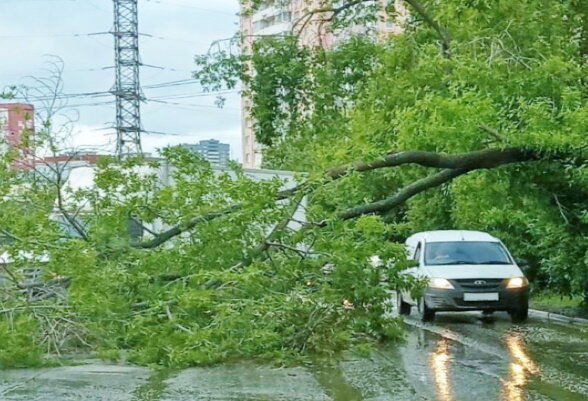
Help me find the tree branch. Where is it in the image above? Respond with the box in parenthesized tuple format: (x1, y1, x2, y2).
(132, 185, 301, 249)
(478, 124, 505, 142)
(292, 0, 368, 39)
(130, 147, 577, 249)
(0, 229, 64, 250)
(266, 241, 309, 258)
(552, 194, 570, 224)
(133, 204, 242, 249)
(44, 151, 90, 242)
(331, 146, 582, 222)
(404, 0, 451, 57)
(325, 147, 540, 179)
(290, 0, 451, 56)
(230, 194, 305, 270)
(337, 168, 469, 220)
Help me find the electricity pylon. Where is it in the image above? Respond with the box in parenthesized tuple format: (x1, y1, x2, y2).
(112, 0, 143, 157)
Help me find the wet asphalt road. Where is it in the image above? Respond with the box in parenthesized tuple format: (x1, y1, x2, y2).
(1, 310, 586, 400)
(396, 310, 588, 401)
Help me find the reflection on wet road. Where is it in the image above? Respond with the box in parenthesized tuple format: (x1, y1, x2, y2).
(424, 330, 543, 401)
(0, 311, 586, 400)
(502, 332, 539, 401)
(422, 328, 545, 401)
(400, 311, 588, 401)
(429, 338, 454, 401)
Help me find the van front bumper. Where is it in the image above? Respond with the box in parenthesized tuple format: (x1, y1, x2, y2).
(424, 287, 529, 311)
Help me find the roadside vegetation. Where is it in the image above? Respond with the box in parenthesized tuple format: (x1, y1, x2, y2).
(0, 0, 587, 368)
(530, 292, 588, 318)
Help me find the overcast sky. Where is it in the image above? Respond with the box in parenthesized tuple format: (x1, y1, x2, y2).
(0, 0, 242, 160)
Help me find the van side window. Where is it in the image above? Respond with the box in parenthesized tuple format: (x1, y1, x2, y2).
(414, 243, 422, 262)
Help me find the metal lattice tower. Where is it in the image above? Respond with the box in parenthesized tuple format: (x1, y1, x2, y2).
(112, 0, 143, 157)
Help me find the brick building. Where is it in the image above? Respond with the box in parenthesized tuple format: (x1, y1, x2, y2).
(0, 103, 35, 154)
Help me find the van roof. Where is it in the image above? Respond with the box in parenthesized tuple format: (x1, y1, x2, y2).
(407, 230, 500, 244)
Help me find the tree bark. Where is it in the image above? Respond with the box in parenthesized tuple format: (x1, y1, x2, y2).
(325, 147, 539, 179)
(133, 146, 582, 249)
(331, 147, 582, 221)
(133, 185, 300, 249)
(337, 168, 468, 220)
(134, 205, 242, 249)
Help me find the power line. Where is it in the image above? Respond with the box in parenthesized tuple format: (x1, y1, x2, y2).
(148, 90, 238, 100)
(0, 0, 76, 2)
(150, 99, 239, 111)
(1, 0, 235, 14)
(141, 33, 210, 46)
(34, 100, 115, 110)
(15, 87, 235, 102)
(142, 130, 181, 136)
(142, 0, 235, 15)
(0, 33, 91, 39)
(0, 0, 239, 144)
(12, 91, 112, 102)
(143, 79, 198, 89)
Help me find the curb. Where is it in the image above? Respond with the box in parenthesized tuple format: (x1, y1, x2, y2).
(529, 308, 588, 326)
(389, 290, 588, 326)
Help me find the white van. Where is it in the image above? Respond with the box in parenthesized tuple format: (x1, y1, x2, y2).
(398, 230, 529, 322)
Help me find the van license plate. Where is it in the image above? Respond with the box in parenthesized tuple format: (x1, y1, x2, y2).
(464, 293, 499, 301)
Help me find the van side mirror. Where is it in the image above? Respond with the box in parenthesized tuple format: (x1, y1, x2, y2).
(515, 258, 530, 270)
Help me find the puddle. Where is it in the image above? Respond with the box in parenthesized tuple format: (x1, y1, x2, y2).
(132, 368, 174, 401)
(313, 362, 363, 401)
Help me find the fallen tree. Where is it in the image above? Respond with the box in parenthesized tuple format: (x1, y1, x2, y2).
(0, 0, 586, 368)
(128, 146, 583, 251)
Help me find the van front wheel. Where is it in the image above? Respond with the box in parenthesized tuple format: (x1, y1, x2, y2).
(509, 305, 528, 323)
(397, 291, 411, 316)
(418, 297, 435, 322)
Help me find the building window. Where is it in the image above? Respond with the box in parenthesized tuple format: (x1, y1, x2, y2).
(278, 11, 291, 23)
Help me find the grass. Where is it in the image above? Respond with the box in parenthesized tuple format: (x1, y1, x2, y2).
(530, 291, 587, 318)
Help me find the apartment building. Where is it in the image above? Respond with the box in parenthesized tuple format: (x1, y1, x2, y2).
(181, 139, 231, 168)
(240, 0, 407, 168)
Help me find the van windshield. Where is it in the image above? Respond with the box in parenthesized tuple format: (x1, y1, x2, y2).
(425, 241, 512, 266)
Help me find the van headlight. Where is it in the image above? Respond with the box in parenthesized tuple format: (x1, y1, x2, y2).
(429, 278, 455, 289)
(506, 277, 528, 289)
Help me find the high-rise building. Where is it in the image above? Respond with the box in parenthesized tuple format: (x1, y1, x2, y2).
(240, 0, 407, 168)
(181, 139, 231, 168)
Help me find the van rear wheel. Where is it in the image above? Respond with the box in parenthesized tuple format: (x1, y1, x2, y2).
(418, 297, 435, 322)
(397, 291, 411, 316)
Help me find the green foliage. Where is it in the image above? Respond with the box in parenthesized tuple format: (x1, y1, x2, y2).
(0, 145, 409, 368)
(194, 45, 244, 92)
(0, 315, 44, 368)
(2, 0, 587, 369)
(196, 1, 588, 299)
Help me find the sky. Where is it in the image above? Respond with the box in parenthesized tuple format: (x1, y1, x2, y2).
(0, 0, 242, 160)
